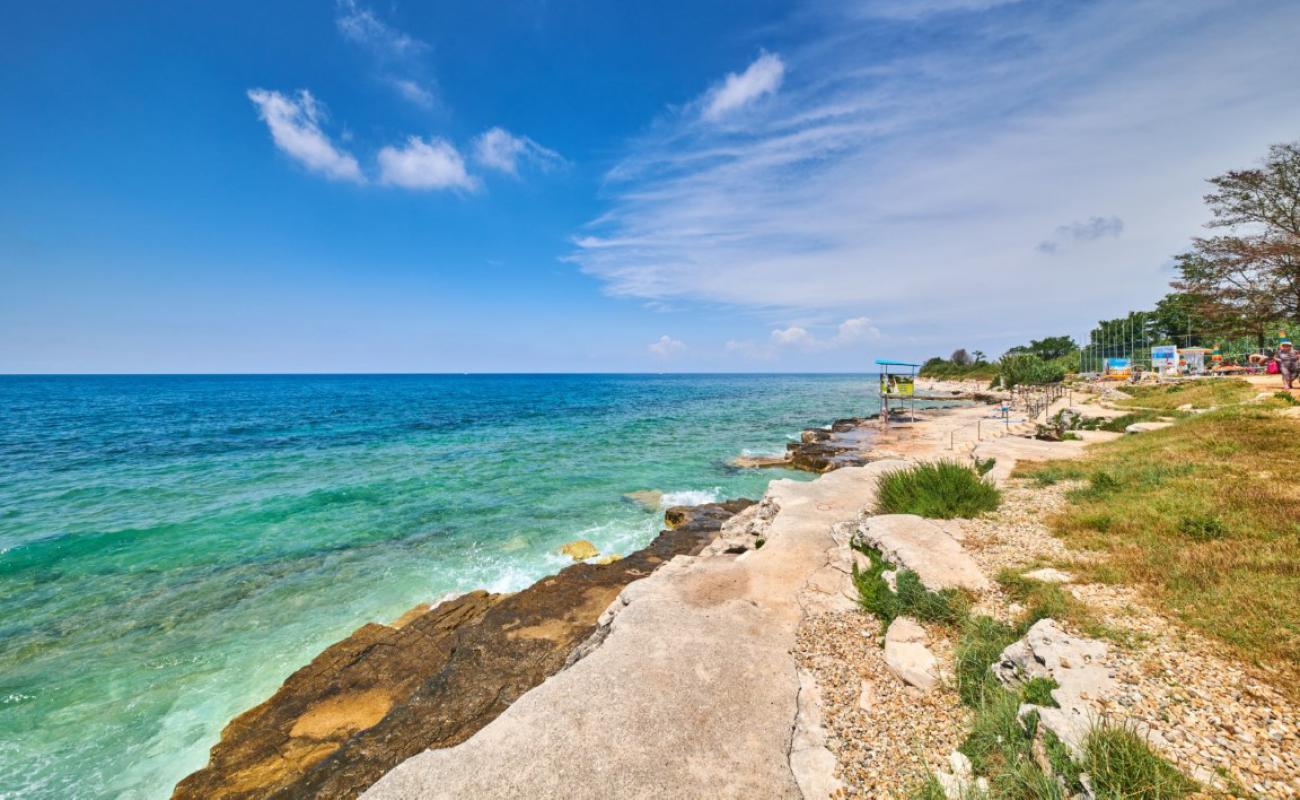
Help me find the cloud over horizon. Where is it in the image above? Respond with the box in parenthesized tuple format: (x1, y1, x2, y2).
(648, 335, 686, 357)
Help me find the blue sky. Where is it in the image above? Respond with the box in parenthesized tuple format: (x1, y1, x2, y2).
(3, 0, 1300, 373)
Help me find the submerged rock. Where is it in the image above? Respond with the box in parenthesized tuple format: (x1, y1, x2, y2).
(174, 499, 752, 800)
(558, 539, 599, 561)
(622, 489, 663, 509)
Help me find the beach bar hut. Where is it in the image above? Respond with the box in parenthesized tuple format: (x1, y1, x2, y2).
(876, 359, 919, 426)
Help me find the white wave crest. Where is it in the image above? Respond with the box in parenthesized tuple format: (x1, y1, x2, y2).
(660, 488, 721, 508)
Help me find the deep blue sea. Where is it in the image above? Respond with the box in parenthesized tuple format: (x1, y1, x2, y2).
(0, 374, 924, 798)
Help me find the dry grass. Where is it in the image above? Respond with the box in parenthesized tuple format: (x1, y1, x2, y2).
(1016, 395, 1300, 689)
(1116, 378, 1255, 411)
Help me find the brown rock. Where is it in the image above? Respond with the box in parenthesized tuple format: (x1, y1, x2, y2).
(173, 499, 753, 800)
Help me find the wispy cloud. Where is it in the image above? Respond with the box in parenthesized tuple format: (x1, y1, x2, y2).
(377, 136, 478, 191)
(246, 89, 363, 182)
(569, 1, 1300, 344)
(1037, 215, 1124, 253)
(335, 0, 436, 108)
(473, 127, 565, 175)
(701, 52, 784, 121)
(648, 335, 686, 357)
(857, 0, 1026, 20)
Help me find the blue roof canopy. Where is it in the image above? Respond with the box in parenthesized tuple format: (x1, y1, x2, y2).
(874, 359, 920, 367)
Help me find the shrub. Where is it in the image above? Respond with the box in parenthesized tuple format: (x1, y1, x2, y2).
(997, 353, 1066, 389)
(876, 462, 1001, 519)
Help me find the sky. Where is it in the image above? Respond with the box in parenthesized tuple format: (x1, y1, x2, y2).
(3, 0, 1300, 373)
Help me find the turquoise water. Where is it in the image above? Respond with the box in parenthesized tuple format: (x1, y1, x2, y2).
(0, 374, 930, 798)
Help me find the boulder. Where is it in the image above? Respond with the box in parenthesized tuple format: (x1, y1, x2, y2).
(883, 617, 939, 691)
(855, 514, 991, 593)
(558, 539, 599, 561)
(992, 619, 1116, 756)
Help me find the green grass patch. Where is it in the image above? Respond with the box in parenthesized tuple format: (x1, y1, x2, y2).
(1021, 676, 1059, 707)
(852, 545, 968, 626)
(1083, 723, 1197, 799)
(954, 614, 1020, 707)
(876, 461, 1001, 519)
(1117, 379, 1254, 411)
(1018, 403, 1300, 694)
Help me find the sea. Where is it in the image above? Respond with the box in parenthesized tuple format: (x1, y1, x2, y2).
(0, 373, 943, 798)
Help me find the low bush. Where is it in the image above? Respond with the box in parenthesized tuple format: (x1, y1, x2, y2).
(876, 462, 1001, 519)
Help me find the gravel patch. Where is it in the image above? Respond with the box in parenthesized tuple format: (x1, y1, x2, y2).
(794, 611, 968, 799)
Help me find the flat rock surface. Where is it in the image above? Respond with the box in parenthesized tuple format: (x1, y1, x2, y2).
(856, 514, 991, 593)
(364, 461, 909, 800)
(883, 617, 939, 691)
(174, 502, 751, 800)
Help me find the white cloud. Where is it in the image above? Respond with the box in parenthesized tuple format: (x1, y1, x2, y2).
(702, 52, 785, 121)
(473, 127, 564, 175)
(570, 1, 1300, 350)
(336, 0, 436, 108)
(771, 325, 813, 346)
(246, 89, 363, 182)
(648, 335, 686, 357)
(377, 136, 478, 191)
(391, 78, 435, 109)
(771, 317, 880, 350)
(336, 0, 426, 58)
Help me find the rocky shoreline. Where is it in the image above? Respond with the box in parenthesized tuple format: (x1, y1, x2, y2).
(173, 499, 753, 800)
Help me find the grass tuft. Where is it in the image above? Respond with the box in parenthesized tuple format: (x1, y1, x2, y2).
(1083, 722, 1196, 799)
(1021, 676, 1059, 707)
(876, 461, 1001, 519)
(954, 615, 1020, 708)
(852, 545, 969, 626)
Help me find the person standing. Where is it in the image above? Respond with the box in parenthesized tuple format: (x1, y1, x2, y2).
(1278, 336, 1299, 389)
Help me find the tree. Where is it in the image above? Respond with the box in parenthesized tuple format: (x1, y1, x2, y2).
(1151, 292, 1211, 346)
(1172, 139, 1300, 345)
(972, 350, 986, 364)
(950, 348, 972, 366)
(1006, 335, 1079, 361)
